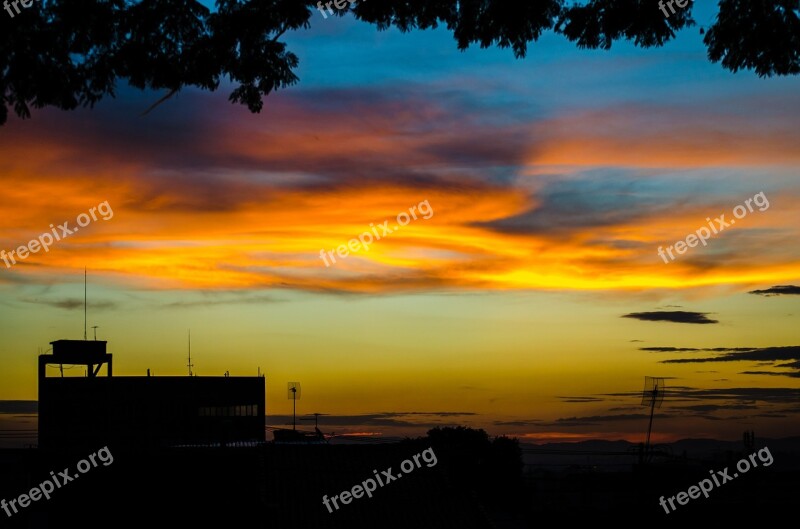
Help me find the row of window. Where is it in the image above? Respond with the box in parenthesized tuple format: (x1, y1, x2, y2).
(197, 405, 260, 417)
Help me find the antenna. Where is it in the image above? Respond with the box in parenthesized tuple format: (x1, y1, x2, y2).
(301, 413, 323, 428)
(84, 267, 87, 340)
(91, 326, 99, 341)
(641, 376, 666, 462)
(301, 413, 329, 443)
(288, 382, 301, 431)
(187, 330, 194, 376)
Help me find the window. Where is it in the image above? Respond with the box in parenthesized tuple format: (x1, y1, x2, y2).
(197, 405, 259, 418)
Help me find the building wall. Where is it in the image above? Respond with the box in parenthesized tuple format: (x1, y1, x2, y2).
(38, 376, 265, 450)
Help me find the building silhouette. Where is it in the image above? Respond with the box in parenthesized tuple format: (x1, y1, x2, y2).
(38, 339, 265, 450)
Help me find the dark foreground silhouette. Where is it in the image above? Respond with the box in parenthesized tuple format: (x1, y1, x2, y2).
(0, 427, 797, 528)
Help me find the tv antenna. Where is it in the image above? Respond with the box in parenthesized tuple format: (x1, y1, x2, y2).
(301, 413, 329, 443)
(288, 382, 301, 431)
(187, 330, 194, 376)
(301, 413, 323, 429)
(641, 376, 666, 462)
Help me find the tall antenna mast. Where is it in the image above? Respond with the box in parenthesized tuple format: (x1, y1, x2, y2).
(84, 267, 87, 340)
(288, 382, 301, 431)
(640, 376, 666, 463)
(187, 330, 194, 376)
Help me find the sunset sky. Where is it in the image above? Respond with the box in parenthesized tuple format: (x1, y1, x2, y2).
(1, 2, 799, 445)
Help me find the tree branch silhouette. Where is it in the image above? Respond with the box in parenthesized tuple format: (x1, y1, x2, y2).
(1, 0, 797, 125)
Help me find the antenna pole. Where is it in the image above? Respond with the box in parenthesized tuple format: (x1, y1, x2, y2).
(645, 385, 658, 459)
(187, 330, 194, 377)
(84, 268, 87, 340)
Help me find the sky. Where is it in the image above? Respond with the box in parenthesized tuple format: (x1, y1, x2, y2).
(1, 3, 799, 445)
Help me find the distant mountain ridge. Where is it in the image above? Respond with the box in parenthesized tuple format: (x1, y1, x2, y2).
(522, 436, 800, 471)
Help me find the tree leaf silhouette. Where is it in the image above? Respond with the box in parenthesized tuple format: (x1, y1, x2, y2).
(1, 0, 797, 125)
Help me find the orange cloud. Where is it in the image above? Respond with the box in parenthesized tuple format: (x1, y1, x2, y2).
(528, 103, 800, 169)
(2, 91, 799, 294)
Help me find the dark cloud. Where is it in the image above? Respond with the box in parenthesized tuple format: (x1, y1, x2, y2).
(642, 347, 754, 352)
(476, 171, 674, 237)
(266, 411, 476, 428)
(21, 298, 118, 311)
(740, 370, 800, 378)
(7, 86, 530, 193)
(677, 404, 758, 412)
(557, 396, 606, 403)
(749, 285, 800, 296)
(420, 128, 532, 168)
(642, 347, 702, 352)
(541, 385, 800, 426)
(660, 346, 800, 378)
(603, 386, 800, 404)
(0, 401, 38, 414)
(542, 413, 671, 427)
(622, 311, 718, 324)
(693, 415, 726, 421)
(161, 294, 281, 308)
(493, 419, 542, 426)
